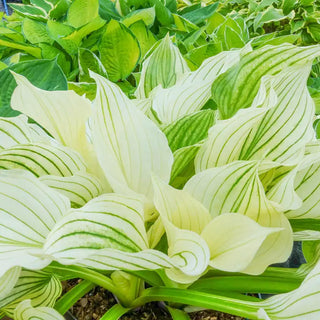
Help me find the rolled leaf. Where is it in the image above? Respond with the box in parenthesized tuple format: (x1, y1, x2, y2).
(14, 300, 64, 320)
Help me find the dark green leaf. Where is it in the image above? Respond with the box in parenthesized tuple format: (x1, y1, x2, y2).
(0, 59, 67, 117)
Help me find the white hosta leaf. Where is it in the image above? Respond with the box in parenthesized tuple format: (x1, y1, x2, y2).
(212, 43, 320, 119)
(195, 107, 268, 170)
(40, 173, 103, 207)
(286, 157, 320, 219)
(135, 35, 190, 99)
(151, 50, 240, 124)
(91, 72, 173, 202)
(267, 167, 302, 211)
(1, 271, 61, 317)
(197, 64, 314, 170)
(238, 65, 315, 165)
(0, 267, 21, 301)
(0, 143, 86, 177)
(44, 193, 176, 272)
(0, 116, 33, 149)
(185, 161, 292, 274)
(164, 222, 210, 283)
(11, 73, 92, 157)
(152, 175, 211, 234)
(293, 230, 320, 241)
(14, 300, 64, 320)
(201, 213, 282, 273)
(0, 170, 70, 277)
(257, 257, 320, 320)
(152, 176, 211, 282)
(44, 193, 148, 260)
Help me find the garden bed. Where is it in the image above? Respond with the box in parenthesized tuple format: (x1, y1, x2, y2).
(63, 281, 245, 320)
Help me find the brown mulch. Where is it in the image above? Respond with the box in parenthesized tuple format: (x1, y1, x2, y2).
(63, 280, 245, 320)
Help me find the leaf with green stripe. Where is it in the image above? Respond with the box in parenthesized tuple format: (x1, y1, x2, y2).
(285, 154, 320, 219)
(44, 193, 176, 272)
(151, 50, 240, 124)
(135, 35, 190, 99)
(91, 72, 173, 205)
(11, 73, 91, 159)
(0, 116, 34, 149)
(0, 143, 86, 177)
(10, 73, 107, 183)
(184, 161, 292, 274)
(197, 64, 315, 170)
(257, 257, 320, 319)
(163, 110, 215, 152)
(212, 44, 320, 119)
(0, 170, 70, 278)
(0, 268, 21, 302)
(170, 145, 200, 188)
(40, 173, 103, 208)
(1, 270, 61, 317)
(14, 300, 64, 320)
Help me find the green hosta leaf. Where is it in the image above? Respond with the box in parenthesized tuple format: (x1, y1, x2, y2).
(8, 3, 48, 21)
(91, 72, 173, 203)
(67, 0, 99, 28)
(282, 0, 298, 15)
(253, 7, 293, 32)
(68, 82, 97, 100)
(49, 0, 70, 20)
(98, 0, 121, 21)
(182, 3, 218, 25)
(78, 48, 108, 82)
(199, 64, 315, 169)
(14, 300, 64, 320)
(0, 38, 41, 59)
(185, 161, 292, 274)
(129, 21, 157, 61)
(122, 7, 156, 28)
(150, 0, 173, 26)
(151, 50, 240, 124)
(257, 258, 320, 319)
(0, 271, 61, 317)
(22, 18, 52, 44)
(0, 60, 67, 117)
(40, 173, 103, 207)
(212, 44, 320, 119)
(99, 20, 140, 82)
(135, 35, 190, 99)
(170, 145, 200, 188)
(307, 23, 320, 42)
(0, 170, 69, 278)
(163, 110, 215, 152)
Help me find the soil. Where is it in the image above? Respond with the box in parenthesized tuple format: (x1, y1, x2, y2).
(63, 280, 245, 320)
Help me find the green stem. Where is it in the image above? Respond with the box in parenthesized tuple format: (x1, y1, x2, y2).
(100, 304, 131, 320)
(54, 280, 95, 315)
(190, 275, 301, 294)
(131, 287, 260, 319)
(44, 263, 129, 305)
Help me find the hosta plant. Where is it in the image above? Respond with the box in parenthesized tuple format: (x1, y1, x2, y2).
(1, 41, 320, 320)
